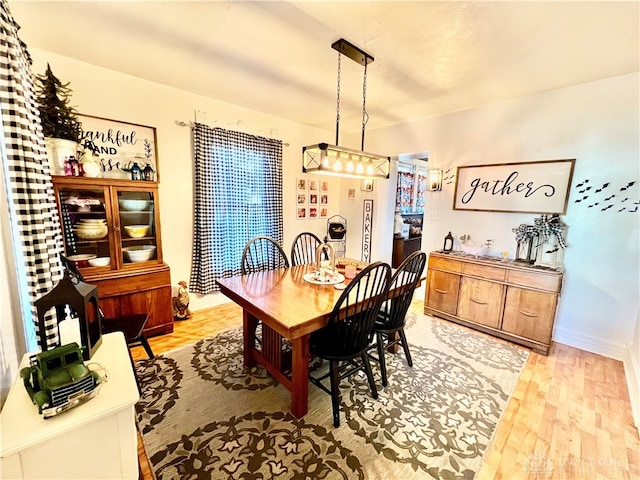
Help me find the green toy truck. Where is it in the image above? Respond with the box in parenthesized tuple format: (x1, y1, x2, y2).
(20, 342, 101, 418)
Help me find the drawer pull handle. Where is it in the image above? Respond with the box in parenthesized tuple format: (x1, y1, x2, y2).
(471, 298, 487, 305)
(435, 289, 448, 294)
(520, 310, 538, 318)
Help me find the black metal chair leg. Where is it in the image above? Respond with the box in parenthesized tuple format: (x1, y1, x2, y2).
(361, 354, 378, 399)
(376, 332, 388, 387)
(139, 333, 155, 360)
(329, 360, 341, 427)
(398, 329, 413, 367)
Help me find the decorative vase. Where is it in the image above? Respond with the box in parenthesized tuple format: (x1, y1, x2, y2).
(45, 137, 78, 176)
(80, 151, 102, 178)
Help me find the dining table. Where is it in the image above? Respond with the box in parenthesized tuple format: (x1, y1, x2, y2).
(216, 261, 367, 418)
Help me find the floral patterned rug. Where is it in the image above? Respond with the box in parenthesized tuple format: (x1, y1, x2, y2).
(135, 311, 528, 480)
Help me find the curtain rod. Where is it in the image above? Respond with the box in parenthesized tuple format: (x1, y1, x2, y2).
(175, 120, 289, 147)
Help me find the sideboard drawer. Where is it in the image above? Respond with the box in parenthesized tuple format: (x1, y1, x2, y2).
(462, 262, 506, 282)
(506, 269, 562, 292)
(428, 256, 462, 273)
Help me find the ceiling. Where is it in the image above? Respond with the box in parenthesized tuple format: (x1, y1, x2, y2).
(8, 1, 639, 134)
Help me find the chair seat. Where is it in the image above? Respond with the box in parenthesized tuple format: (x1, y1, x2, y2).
(310, 330, 370, 360)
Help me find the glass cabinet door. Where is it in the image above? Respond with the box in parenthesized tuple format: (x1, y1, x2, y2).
(117, 190, 158, 265)
(56, 185, 111, 268)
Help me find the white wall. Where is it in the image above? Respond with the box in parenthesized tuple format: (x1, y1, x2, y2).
(364, 73, 640, 363)
(628, 313, 640, 432)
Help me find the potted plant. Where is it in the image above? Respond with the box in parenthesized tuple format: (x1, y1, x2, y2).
(35, 63, 83, 175)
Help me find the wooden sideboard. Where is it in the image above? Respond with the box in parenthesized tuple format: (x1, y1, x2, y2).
(424, 251, 563, 355)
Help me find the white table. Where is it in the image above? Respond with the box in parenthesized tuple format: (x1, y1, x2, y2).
(0, 332, 140, 479)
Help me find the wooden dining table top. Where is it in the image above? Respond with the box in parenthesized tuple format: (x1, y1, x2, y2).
(216, 262, 364, 341)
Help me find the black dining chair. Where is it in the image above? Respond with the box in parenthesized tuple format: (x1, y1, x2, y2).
(241, 235, 290, 274)
(369, 251, 426, 387)
(240, 236, 290, 354)
(290, 232, 322, 266)
(309, 261, 391, 427)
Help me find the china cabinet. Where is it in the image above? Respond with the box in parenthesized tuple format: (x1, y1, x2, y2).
(52, 176, 173, 336)
(424, 251, 562, 355)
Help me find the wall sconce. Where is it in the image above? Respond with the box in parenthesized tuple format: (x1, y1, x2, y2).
(427, 168, 443, 191)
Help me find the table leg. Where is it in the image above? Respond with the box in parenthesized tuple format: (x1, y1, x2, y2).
(290, 334, 310, 418)
(243, 311, 257, 368)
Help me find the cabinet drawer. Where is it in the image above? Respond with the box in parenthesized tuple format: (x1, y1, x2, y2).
(428, 256, 462, 273)
(502, 287, 558, 344)
(506, 269, 562, 292)
(426, 270, 460, 314)
(462, 262, 505, 282)
(458, 277, 504, 329)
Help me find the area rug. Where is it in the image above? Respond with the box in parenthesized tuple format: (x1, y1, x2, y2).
(135, 311, 529, 480)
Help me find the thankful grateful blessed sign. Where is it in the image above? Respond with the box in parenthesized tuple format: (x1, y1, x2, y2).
(453, 159, 575, 214)
(79, 114, 158, 180)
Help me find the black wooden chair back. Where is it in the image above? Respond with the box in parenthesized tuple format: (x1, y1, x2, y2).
(290, 232, 322, 266)
(382, 251, 427, 331)
(241, 236, 290, 274)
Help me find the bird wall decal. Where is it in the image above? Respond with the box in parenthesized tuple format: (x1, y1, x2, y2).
(572, 178, 637, 214)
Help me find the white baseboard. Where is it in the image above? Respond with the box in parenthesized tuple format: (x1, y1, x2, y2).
(553, 326, 627, 360)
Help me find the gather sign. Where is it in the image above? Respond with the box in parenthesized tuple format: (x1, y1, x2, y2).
(453, 159, 575, 214)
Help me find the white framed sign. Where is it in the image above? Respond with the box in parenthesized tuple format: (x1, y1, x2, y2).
(453, 159, 575, 214)
(79, 114, 159, 181)
(362, 199, 373, 262)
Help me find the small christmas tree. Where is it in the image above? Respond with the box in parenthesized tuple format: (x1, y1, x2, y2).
(35, 64, 82, 142)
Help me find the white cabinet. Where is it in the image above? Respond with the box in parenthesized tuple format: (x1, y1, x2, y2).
(0, 333, 139, 479)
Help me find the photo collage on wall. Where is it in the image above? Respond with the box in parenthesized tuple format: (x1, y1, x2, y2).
(297, 178, 329, 219)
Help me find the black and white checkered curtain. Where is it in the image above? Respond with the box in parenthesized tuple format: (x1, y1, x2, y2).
(190, 123, 283, 294)
(0, 1, 64, 349)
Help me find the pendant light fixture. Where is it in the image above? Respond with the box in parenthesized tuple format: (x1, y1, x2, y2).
(303, 38, 390, 180)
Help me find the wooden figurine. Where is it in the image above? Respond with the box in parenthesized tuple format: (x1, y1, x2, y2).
(172, 280, 191, 320)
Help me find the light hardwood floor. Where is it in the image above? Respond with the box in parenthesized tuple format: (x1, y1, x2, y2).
(131, 301, 640, 480)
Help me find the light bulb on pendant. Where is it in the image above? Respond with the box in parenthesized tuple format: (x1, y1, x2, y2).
(333, 159, 342, 171)
(366, 162, 374, 176)
(346, 160, 354, 173)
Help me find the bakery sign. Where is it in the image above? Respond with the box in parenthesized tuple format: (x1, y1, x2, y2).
(78, 114, 159, 181)
(453, 159, 575, 214)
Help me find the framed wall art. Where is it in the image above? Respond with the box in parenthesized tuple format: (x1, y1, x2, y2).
(79, 114, 159, 181)
(453, 159, 575, 214)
